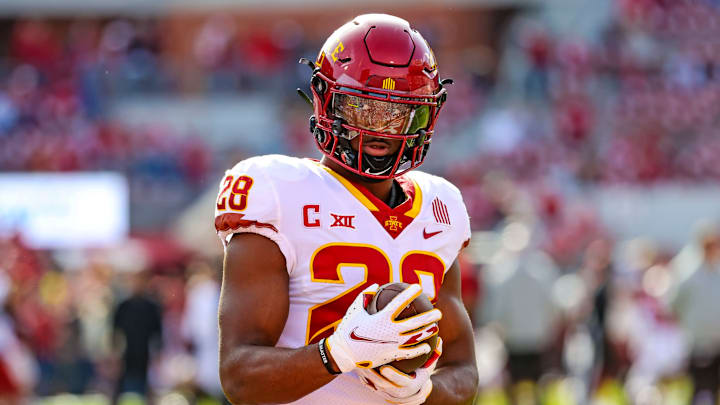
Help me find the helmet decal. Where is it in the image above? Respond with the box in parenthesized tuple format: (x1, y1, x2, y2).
(381, 78, 396, 90)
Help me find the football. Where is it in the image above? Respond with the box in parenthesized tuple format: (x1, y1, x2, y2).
(366, 282, 439, 374)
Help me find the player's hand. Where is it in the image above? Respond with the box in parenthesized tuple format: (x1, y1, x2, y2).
(358, 337, 443, 405)
(326, 283, 442, 373)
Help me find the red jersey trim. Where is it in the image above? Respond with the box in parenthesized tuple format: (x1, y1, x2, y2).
(215, 213, 278, 234)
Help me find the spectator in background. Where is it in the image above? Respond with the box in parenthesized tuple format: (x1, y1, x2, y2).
(483, 222, 562, 404)
(579, 239, 620, 386)
(668, 222, 720, 405)
(181, 261, 222, 400)
(521, 24, 552, 100)
(112, 271, 163, 403)
(625, 260, 686, 405)
(0, 271, 37, 401)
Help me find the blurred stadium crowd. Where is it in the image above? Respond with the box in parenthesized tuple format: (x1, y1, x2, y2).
(1, 0, 720, 404)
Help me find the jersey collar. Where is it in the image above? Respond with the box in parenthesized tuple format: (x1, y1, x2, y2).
(318, 163, 422, 239)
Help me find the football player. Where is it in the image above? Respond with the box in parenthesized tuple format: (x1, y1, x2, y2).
(215, 14, 478, 404)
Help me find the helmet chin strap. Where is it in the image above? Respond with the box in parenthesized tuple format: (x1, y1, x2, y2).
(362, 154, 395, 176)
(334, 130, 399, 181)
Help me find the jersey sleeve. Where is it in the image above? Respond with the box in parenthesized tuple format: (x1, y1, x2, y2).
(214, 157, 296, 272)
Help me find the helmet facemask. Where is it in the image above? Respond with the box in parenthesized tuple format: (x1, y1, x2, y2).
(333, 92, 430, 177)
(311, 76, 445, 180)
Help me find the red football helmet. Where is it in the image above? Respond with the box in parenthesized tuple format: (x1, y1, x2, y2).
(306, 14, 449, 180)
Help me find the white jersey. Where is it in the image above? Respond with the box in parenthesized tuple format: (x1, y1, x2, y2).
(214, 155, 470, 404)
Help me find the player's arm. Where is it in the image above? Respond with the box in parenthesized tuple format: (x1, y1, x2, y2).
(218, 232, 337, 404)
(425, 259, 478, 405)
(218, 232, 439, 404)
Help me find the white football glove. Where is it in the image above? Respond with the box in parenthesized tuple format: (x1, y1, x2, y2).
(326, 283, 442, 373)
(358, 337, 443, 405)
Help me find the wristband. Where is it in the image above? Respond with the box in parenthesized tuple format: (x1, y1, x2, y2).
(318, 338, 341, 375)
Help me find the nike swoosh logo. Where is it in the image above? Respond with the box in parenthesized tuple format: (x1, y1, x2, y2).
(423, 228, 443, 239)
(350, 328, 396, 344)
